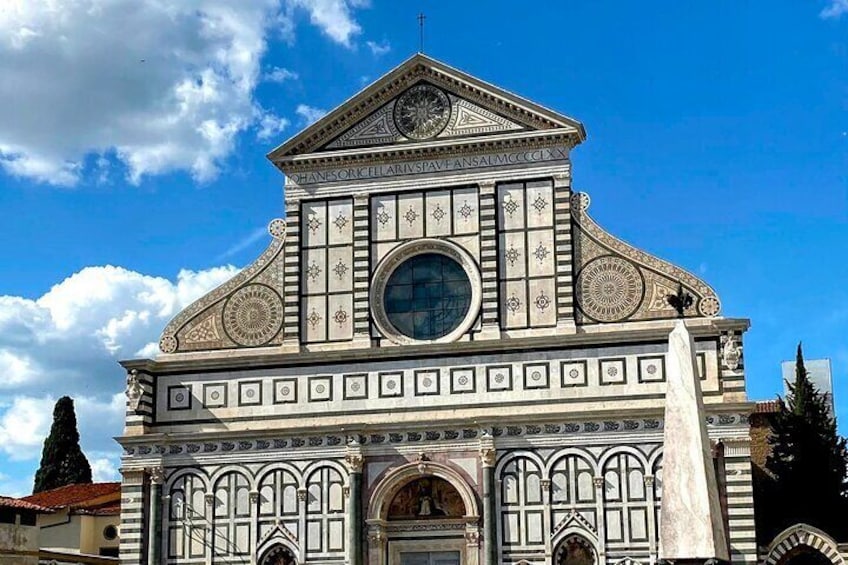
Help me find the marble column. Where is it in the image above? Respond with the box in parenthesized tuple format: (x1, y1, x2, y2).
(146, 467, 164, 565)
(480, 434, 497, 565)
(659, 320, 729, 563)
(346, 450, 364, 565)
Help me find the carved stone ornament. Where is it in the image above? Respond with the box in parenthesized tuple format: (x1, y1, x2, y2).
(147, 466, 165, 485)
(249, 491, 260, 503)
(296, 488, 307, 502)
(394, 84, 451, 140)
(479, 447, 496, 468)
(465, 530, 480, 546)
(267, 218, 286, 239)
(593, 476, 605, 489)
(721, 331, 741, 370)
(126, 369, 143, 412)
(345, 453, 364, 473)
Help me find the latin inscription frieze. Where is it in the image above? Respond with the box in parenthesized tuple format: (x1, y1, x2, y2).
(287, 147, 570, 186)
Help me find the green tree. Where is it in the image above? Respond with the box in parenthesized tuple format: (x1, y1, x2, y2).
(32, 396, 92, 493)
(764, 343, 848, 538)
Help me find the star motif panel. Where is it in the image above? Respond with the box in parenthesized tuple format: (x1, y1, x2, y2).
(497, 180, 556, 329)
(300, 198, 354, 343)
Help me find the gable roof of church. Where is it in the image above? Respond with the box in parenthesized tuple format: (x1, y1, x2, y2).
(266, 53, 586, 162)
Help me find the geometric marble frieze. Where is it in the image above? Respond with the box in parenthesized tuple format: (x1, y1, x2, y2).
(571, 192, 721, 324)
(124, 412, 748, 459)
(122, 412, 751, 456)
(158, 218, 287, 354)
(325, 82, 524, 150)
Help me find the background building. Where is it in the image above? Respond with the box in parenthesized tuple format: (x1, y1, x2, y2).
(781, 358, 835, 417)
(21, 483, 121, 559)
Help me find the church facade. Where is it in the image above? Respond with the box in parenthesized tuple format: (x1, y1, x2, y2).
(118, 55, 757, 565)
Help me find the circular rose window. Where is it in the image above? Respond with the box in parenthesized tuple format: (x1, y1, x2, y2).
(371, 240, 481, 344)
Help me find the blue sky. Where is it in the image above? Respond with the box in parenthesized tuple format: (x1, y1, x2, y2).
(0, 1, 846, 495)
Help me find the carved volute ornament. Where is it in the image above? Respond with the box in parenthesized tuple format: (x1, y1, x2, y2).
(126, 369, 143, 412)
(721, 331, 741, 370)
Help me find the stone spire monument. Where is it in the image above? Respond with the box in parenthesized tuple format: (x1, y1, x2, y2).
(659, 319, 730, 563)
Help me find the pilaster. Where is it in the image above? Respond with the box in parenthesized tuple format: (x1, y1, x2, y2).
(479, 432, 497, 565)
(477, 180, 500, 339)
(283, 197, 301, 349)
(593, 476, 607, 561)
(297, 488, 307, 564)
(346, 441, 365, 565)
(352, 193, 371, 346)
(552, 173, 576, 332)
(119, 468, 147, 565)
(146, 467, 164, 565)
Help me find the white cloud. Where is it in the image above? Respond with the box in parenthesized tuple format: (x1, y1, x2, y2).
(265, 67, 299, 82)
(296, 104, 327, 125)
(821, 0, 848, 18)
(0, 0, 370, 187)
(366, 40, 391, 56)
(289, 0, 367, 47)
(256, 112, 291, 141)
(0, 266, 237, 396)
(0, 262, 239, 487)
(216, 226, 270, 260)
(90, 455, 120, 483)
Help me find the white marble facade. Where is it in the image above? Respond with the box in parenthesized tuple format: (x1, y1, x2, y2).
(119, 54, 757, 565)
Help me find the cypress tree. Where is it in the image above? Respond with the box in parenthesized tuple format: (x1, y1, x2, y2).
(764, 343, 848, 538)
(32, 396, 93, 494)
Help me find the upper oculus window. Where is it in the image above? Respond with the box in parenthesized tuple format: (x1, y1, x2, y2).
(384, 253, 472, 340)
(371, 240, 482, 345)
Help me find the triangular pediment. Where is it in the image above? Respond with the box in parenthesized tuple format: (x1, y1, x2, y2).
(323, 86, 525, 150)
(268, 54, 585, 161)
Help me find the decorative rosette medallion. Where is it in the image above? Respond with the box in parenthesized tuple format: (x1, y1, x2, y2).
(576, 255, 645, 322)
(394, 84, 451, 140)
(222, 284, 283, 347)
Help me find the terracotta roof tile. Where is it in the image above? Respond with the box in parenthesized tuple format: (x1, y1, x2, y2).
(754, 399, 784, 413)
(21, 482, 121, 510)
(0, 496, 52, 512)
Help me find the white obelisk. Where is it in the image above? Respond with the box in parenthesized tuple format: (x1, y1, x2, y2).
(659, 319, 729, 563)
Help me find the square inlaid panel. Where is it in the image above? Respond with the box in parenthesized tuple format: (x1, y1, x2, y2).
(599, 358, 627, 385)
(486, 365, 513, 392)
(638, 356, 666, 383)
(378, 372, 403, 398)
(308, 376, 333, 402)
(450, 368, 476, 394)
(343, 374, 368, 400)
(523, 363, 550, 390)
(202, 383, 227, 408)
(415, 369, 440, 396)
(560, 361, 588, 387)
(168, 385, 191, 410)
(238, 381, 262, 406)
(273, 378, 297, 404)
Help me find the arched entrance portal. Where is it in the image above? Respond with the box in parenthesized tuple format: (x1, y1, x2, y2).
(554, 535, 597, 565)
(260, 545, 296, 565)
(366, 460, 480, 565)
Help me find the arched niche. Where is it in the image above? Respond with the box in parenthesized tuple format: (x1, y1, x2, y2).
(386, 476, 466, 520)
